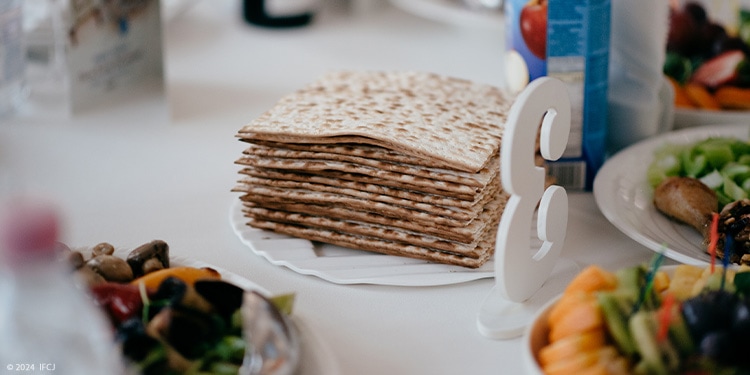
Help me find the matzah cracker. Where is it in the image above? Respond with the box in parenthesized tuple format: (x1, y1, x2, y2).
(242, 215, 497, 268)
(234, 174, 499, 218)
(246, 141, 460, 170)
(240, 182, 507, 243)
(241, 208, 485, 257)
(238, 167, 480, 201)
(237, 188, 476, 227)
(240, 143, 496, 188)
(240, 201, 487, 243)
(236, 173, 501, 224)
(233, 70, 515, 268)
(235, 168, 490, 208)
(236, 156, 484, 196)
(237, 71, 511, 173)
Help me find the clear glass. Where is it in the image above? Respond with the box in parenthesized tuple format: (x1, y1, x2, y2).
(0, 258, 128, 374)
(0, 0, 28, 118)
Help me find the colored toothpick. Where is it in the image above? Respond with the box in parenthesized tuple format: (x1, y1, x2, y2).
(657, 293, 676, 342)
(721, 235, 733, 291)
(633, 249, 665, 313)
(708, 213, 719, 274)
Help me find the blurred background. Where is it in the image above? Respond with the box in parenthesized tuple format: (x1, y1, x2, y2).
(7, 0, 750, 187)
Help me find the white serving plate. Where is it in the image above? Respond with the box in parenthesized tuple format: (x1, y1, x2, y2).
(593, 123, 750, 266)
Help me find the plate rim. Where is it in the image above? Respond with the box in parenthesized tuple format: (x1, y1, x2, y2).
(673, 107, 750, 129)
(674, 107, 750, 117)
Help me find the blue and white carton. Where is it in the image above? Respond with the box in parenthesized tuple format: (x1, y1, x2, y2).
(505, 0, 611, 191)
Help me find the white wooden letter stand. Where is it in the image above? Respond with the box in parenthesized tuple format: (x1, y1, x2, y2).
(477, 77, 578, 339)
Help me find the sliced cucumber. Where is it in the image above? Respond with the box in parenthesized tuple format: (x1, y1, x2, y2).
(629, 311, 674, 375)
(598, 292, 637, 357)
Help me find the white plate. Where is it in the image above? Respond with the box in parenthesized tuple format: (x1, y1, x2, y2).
(178, 255, 267, 291)
(389, 0, 504, 30)
(229, 199, 494, 286)
(673, 108, 750, 130)
(593, 124, 750, 266)
(105, 247, 340, 375)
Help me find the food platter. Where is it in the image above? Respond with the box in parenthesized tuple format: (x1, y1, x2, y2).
(104, 248, 340, 375)
(523, 265, 680, 375)
(593, 124, 750, 266)
(229, 199, 495, 286)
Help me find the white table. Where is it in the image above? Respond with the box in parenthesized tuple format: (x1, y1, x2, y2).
(1, 1, 657, 373)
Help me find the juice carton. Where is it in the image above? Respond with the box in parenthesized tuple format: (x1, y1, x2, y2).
(505, 0, 611, 190)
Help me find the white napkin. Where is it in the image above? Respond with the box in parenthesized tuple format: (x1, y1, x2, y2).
(607, 0, 674, 154)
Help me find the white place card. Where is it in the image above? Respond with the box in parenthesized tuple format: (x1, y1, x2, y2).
(61, 0, 164, 114)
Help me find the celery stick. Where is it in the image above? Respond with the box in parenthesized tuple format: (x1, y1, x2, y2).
(723, 175, 747, 201)
(682, 151, 707, 177)
(648, 136, 750, 208)
(699, 169, 723, 190)
(722, 162, 750, 180)
(698, 142, 734, 170)
(647, 150, 682, 188)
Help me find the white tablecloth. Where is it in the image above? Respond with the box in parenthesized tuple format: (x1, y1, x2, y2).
(0, 1, 657, 373)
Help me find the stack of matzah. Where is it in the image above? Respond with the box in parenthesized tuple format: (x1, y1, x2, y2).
(233, 71, 513, 268)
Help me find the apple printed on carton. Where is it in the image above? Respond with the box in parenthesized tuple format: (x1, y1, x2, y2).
(505, 0, 548, 85)
(520, 0, 547, 60)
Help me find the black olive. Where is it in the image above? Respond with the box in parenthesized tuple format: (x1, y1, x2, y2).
(115, 318, 161, 362)
(150, 306, 224, 359)
(732, 298, 750, 355)
(152, 276, 188, 303)
(699, 330, 733, 363)
(684, 2, 708, 25)
(682, 290, 737, 341)
(700, 23, 729, 58)
(194, 279, 245, 319)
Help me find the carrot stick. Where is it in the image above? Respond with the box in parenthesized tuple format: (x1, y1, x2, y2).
(715, 86, 750, 110)
(684, 83, 722, 110)
(667, 76, 695, 109)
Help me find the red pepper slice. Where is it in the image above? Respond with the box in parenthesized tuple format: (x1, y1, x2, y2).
(89, 282, 144, 325)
